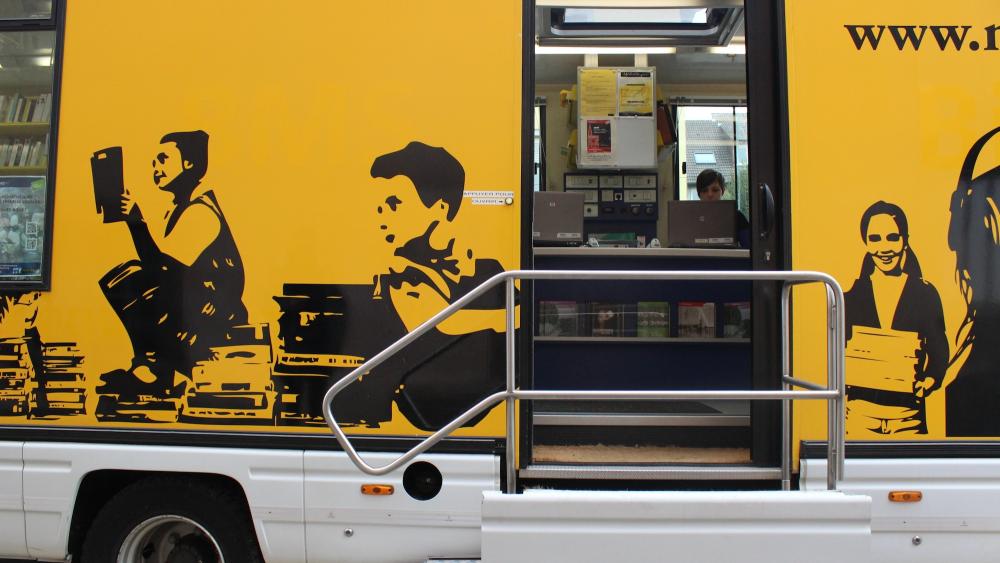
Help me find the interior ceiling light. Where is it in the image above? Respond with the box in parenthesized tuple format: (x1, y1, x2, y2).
(536, 45, 677, 55)
(708, 44, 745, 55)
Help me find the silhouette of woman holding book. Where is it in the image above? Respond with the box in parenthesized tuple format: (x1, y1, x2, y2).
(844, 201, 947, 435)
(96, 131, 247, 398)
(946, 126, 1000, 436)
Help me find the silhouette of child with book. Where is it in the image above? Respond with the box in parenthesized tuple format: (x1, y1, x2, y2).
(92, 131, 247, 399)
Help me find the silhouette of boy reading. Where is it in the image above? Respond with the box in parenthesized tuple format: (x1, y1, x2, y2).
(98, 131, 247, 398)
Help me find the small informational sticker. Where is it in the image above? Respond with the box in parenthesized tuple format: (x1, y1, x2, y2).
(464, 190, 514, 206)
(709, 237, 735, 244)
(557, 232, 582, 239)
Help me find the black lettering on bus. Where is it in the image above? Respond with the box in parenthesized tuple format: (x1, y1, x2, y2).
(888, 26, 928, 50)
(985, 24, 999, 51)
(845, 25, 885, 50)
(929, 25, 972, 51)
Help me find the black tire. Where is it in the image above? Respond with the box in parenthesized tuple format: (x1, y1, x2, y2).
(79, 475, 264, 563)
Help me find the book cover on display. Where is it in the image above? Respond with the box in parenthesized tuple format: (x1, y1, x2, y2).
(589, 302, 625, 337)
(722, 302, 751, 338)
(538, 301, 582, 337)
(678, 301, 715, 338)
(637, 301, 670, 337)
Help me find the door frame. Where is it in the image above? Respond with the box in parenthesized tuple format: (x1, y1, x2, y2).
(518, 0, 788, 470)
(746, 0, 788, 467)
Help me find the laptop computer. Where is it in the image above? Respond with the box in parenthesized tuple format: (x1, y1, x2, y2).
(667, 200, 739, 248)
(533, 191, 584, 246)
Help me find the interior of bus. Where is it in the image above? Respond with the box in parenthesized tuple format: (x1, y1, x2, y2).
(526, 1, 776, 479)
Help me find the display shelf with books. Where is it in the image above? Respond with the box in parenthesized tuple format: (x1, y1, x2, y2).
(532, 249, 753, 393)
(535, 336, 749, 344)
(0, 93, 51, 177)
(536, 300, 752, 342)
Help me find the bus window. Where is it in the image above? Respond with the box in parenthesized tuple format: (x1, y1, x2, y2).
(0, 3, 61, 288)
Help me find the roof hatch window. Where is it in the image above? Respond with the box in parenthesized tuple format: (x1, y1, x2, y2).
(538, 6, 743, 46)
(561, 8, 709, 25)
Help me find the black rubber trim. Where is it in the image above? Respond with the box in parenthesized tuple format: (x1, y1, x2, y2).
(801, 440, 1000, 459)
(0, 425, 505, 455)
(518, 0, 536, 473)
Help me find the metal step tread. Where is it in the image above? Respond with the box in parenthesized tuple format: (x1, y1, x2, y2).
(533, 412, 749, 427)
(520, 463, 782, 481)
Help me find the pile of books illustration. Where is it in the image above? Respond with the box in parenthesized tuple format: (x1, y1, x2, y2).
(0, 338, 33, 415)
(182, 324, 276, 423)
(37, 342, 86, 416)
(845, 327, 920, 393)
(537, 300, 751, 339)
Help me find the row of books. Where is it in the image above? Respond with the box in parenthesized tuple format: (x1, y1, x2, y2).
(0, 136, 48, 168)
(0, 93, 52, 124)
(538, 300, 751, 339)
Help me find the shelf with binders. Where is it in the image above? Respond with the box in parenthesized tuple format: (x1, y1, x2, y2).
(0, 91, 54, 175)
(0, 166, 46, 175)
(0, 122, 50, 135)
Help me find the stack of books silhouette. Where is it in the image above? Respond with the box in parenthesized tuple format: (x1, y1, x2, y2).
(846, 327, 920, 393)
(0, 338, 32, 416)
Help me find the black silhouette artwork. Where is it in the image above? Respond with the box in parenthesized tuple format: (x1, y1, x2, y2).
(269, 142, 510, 430)
(92, 131, 250, 422)
(370, 142, 509, 430)
(80, 134, 509, 429)
(0, 292, 85, 419)
(946, 126, 1000, 436)
(844, 202, 947, 435)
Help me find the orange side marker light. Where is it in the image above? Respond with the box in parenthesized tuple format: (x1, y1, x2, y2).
(361, 484, 395, 496)
(888, 491, 922, 503)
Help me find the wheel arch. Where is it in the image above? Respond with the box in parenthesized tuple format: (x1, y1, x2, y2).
(67, 470, 258, 560)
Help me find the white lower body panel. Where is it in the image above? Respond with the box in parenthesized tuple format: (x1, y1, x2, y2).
(481, 489, 871, 563)
(802, 457, 1000, 563)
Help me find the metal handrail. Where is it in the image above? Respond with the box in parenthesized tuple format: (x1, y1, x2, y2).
(322, 269, 846, 492)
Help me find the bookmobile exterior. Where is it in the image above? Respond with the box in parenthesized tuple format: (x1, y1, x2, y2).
(0, 0, 999, 561)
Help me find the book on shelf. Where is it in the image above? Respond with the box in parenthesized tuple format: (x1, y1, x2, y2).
(722, 302, 751, 338)
(589, 302, 626, 337)
(0, 93, 52, 124)
(537, 300, 583, 337)
(678, 301, 715, 338)
(637, 301, 670, 338)
(0, 137, 47, 168)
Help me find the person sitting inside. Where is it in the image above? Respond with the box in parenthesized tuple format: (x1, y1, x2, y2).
(696, 168, 750, 247)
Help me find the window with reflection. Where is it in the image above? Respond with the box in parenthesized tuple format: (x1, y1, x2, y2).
(0, 3, 59, 288)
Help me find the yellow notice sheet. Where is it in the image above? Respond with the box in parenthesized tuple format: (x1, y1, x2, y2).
(618, 71, 653, 116)
(579, 68, 617, 117)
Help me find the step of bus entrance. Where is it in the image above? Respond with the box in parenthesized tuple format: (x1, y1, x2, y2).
(518, 463, 782, 483)
(481, 490, 871, 563)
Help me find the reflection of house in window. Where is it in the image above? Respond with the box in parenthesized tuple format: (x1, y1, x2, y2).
(684, 120, 736, 200)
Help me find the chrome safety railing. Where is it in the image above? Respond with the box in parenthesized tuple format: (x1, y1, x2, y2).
(322, 270, 846, 492)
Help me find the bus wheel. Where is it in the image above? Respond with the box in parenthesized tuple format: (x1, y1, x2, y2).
(79, 476, 263, 563)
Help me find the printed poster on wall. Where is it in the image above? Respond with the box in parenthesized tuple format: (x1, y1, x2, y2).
(0, 176, 45, 282)
(578, 68, 617, 117)
(618, 71, 654, 116)
(583, 119, 614, 164)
